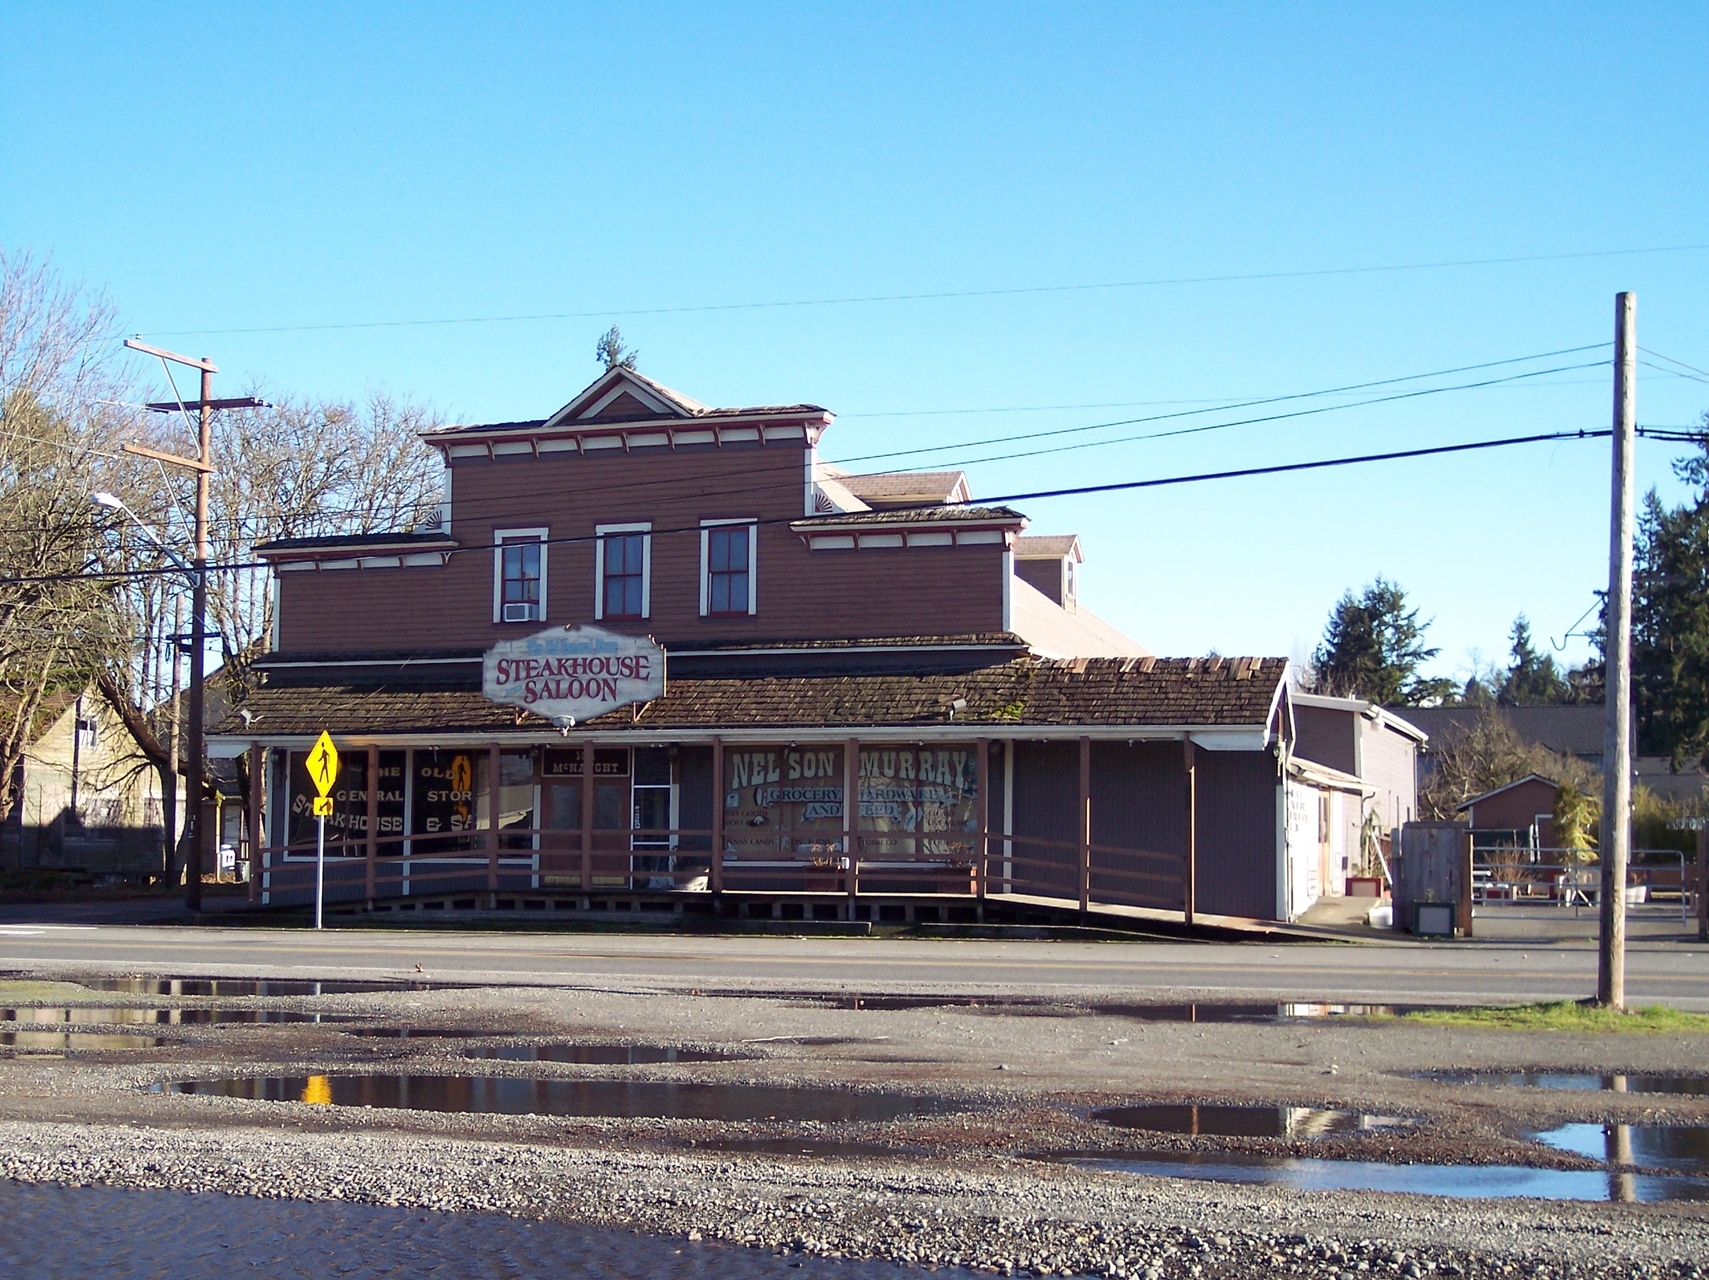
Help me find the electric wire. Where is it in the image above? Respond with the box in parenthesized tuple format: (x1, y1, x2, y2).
(62, 347, 1615, 540)
(0, 425, 1624, 587)
(132, 242, 1709, 338)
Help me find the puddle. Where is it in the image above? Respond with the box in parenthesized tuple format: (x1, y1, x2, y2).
(163, 1076, 969, 1121)
(1093, 1103, 1413, 1138)
(1090, 1002, 1398, 1022)
(2, 1007, 359, 1025)
(1064, 1153, 1709, 1202)
(1535, 1122, 1709, 1174)
(0, 1180, 914, 1280)
(465, 1043, 738, 1064)
(1, 1031, 168, 1050)
(1427, 1071, 1709, 1095)
(341, 1028, 492, 1039)
(74, 977, 448, 996)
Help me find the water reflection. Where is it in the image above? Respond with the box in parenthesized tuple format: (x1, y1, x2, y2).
(1424, 1070, 1709, 1095)
(2, 1007, 359, 1025)
(1093, 1103, 1413, 1137)
(1534, 1121, 1709, 1179)
(1, 1031, 166, 1050)
(167, 1076, 968, 1122)
(466, 1043, 737, 1064)
(1065, 1153, 1709, 1202)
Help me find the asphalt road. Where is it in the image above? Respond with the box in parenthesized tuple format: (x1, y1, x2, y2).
(1, 923, 1706, 1007)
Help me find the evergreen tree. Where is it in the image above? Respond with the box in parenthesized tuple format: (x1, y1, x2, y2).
(1632, 421, 1709, 759)
(1311, 577, 1453, 705)
(1498, 614, 1570, 705)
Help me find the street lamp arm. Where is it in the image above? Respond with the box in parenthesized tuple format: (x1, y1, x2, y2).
(91, 491, 194, 574)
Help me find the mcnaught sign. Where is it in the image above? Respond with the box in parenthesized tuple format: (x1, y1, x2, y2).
(482, 624, 665, 725)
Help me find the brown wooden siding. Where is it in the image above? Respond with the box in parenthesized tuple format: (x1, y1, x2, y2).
(1089, 741, 1190, 911)
(1195, 749, 1280, 918)
(1293, 704, 1355, 774)
(276, 442, 1007, 655)
(1014, 558, 1063, 606)
(1010, 741, 1080, 900)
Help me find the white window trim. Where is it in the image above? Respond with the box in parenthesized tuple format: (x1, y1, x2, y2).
(493, 527, 549, 624)
(699, 518, 758, 617)
(595, 522, 652, 621)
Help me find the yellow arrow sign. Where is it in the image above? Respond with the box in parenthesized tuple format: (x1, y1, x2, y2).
(305, 732, 340, 798)
(312, 796, 333, 817)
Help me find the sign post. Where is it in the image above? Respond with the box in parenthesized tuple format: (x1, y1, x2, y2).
(305, 732, 339, 930)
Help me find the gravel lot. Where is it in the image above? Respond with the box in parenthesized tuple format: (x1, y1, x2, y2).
(2, 972, 1707, 1278)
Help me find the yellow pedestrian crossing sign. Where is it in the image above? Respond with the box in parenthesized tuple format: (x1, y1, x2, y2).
(312, 796, 333, 817)
(306, 732, 339, 798)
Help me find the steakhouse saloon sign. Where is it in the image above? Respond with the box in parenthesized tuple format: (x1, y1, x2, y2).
(482, 624, 665, 725)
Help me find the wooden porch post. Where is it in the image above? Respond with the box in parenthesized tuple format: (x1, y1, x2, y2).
(580, 741, 595, 893)
(365, 744, 379, 908)
(844, 737, 859, 917)
(1078, 735, 1091, 915)
(975, 737, 990, 908)
(1183, 737, 1197, 927)
(246, 742, 263, 904)
(486, 743, 501, 902)
(1698, 827, 1708, 942)
(710, 736, 725, 897)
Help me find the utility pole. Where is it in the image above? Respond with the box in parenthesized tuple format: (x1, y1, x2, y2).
(122, 339, 263, 911)
(1599, 292, 1636, 1009)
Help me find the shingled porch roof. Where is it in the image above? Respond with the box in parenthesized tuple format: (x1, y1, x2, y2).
(215, 657, 1288, 739)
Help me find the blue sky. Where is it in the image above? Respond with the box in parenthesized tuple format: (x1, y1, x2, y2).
(4, 3, 1706, 680)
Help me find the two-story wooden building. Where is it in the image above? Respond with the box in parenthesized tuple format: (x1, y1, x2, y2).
(213, 367, 1363, 926)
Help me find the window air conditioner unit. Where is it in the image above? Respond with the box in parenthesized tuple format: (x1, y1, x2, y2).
(502, 603, 534, 623)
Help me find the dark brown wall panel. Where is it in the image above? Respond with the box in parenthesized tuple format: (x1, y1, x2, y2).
(1015, 559, 1063, 605)
(1195, 749, 1280, 919)
(1011, 741, 1079, 898)
(1293, 705, 1355, 774)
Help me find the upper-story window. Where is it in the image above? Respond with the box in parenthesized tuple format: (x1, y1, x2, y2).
(596, 522, 651, 620)
(700, 519, 757, 617)
(493, 528, 548, 623)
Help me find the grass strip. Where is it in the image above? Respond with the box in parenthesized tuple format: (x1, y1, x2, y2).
(1399, 999, 1709, 1033)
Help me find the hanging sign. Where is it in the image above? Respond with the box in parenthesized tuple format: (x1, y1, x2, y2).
(482, 624, 665, 725)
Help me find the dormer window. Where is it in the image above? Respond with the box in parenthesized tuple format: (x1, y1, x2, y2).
(494, 528, 548, 623)
(596, 523, 651, 620)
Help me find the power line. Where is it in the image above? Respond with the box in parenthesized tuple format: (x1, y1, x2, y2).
(1638, 358, 1709, 387)
(132, 243, 1709, 338)
(1640, 347, 1709, 382)
(64, 344, 1609, 539)
(198, 355, 1618, 534)
(0, 426, 1619, 586)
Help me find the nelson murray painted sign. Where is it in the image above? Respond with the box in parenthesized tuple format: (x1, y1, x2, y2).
(483, 625, 665, 725)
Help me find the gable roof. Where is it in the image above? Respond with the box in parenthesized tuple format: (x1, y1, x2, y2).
(1015, 534, 1082, 562)
(424, 368, 829, 440)
(836, 470, 971, 508)
(1454, 773, 1562, 812)
(1392, 704, 1608, 758)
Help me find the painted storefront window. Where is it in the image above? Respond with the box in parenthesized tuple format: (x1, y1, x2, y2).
(722, 746, 847, 857)
(285, 749, 405, 854)
(719, 745, 979, 861)
(857, 747, 979, 860)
